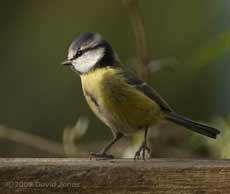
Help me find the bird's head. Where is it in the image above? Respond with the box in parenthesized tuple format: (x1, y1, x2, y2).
(62, 32, 118, 74)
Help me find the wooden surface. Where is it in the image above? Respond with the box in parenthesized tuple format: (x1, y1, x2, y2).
(0, 158, 230, 194)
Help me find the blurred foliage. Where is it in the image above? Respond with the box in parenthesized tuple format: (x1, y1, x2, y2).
(63, 117, 89, 156)
(189, 31, 230, 70)
(207, 117, 230, 158)
(0, 0, 229, 158)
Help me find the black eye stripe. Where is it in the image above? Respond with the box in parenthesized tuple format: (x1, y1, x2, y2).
(71, 44, 105, 60)
(76, 50, 83, 57)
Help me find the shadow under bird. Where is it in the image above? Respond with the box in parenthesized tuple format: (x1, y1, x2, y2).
(62, 32, 220, 159)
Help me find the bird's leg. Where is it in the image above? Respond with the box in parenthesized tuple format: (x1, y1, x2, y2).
(134, 128, 150, 160)
(90, 132, 123, 159)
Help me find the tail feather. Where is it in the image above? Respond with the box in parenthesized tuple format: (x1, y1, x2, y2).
(165, 112, 220, 139)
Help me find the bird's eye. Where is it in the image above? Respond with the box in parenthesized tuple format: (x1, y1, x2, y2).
(75, 50, 83, 58)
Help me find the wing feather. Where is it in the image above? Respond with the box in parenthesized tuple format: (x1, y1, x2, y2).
(118, 69, 173, 113)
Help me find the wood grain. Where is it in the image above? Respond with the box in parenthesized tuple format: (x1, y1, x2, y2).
(0, 158, 230, 194)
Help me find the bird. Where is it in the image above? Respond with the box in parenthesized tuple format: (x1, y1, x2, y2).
(62, 32, 220, 160)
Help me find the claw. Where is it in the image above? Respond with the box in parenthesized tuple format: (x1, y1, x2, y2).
(134, 142, 150, 160)
(90, 152, 114, 160)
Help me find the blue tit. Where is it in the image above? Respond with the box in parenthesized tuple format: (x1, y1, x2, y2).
(62, 32, 220, 159)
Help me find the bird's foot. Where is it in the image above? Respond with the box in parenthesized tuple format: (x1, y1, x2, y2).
(90, 152, 114, 160)
(134, 142, 150, 160)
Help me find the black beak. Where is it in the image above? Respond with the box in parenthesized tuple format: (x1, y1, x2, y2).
(61, 60, 72, 66)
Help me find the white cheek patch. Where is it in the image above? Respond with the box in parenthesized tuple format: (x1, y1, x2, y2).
(72, 48, 105, 74)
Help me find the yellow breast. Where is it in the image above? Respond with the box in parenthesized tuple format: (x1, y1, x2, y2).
(80, 67, 162, 132)
(80, 68, 114, 127)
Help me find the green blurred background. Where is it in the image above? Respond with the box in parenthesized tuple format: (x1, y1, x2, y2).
(0, 0, 229, 158)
